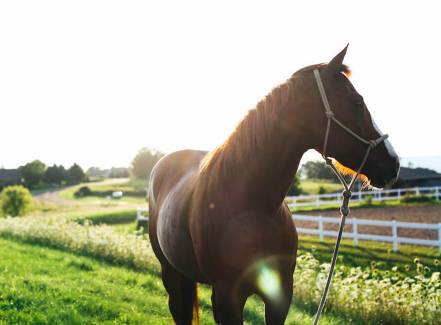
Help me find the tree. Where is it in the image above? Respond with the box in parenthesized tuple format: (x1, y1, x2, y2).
(44, 164, 66, 185)
(66, 163, 85, 184)
(130, 148, 165, 179)
(301, 160, 336, 181)
(0, 185, 33, 217)
(287, 174, 302, 196)
(18, 160, 46, 188)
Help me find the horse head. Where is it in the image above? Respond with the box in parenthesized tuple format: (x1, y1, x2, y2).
(292, 46, 399, 189)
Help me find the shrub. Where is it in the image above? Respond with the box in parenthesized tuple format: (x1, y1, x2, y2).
(75, 186, 92, 197)
(400, 194, 434, 204)
(317, 186, 327, 195)
(0, 185, 33, 217)
(364, 194, 373, 206)
(287, 175, 302, 196)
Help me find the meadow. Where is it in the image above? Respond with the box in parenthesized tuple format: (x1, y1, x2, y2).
(0, 211, 440, 324)
(1, 178, 440, 324)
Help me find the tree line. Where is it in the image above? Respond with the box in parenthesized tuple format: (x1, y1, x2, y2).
(19, 160, 85, 188)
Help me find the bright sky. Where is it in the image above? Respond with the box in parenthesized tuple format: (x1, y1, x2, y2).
(1, 1, 440, 171)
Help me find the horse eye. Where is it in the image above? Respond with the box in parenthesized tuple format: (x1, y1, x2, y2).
(353, 100, 364, 109)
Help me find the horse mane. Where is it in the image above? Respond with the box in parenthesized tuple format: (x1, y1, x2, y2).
(199, 63, 352, 187)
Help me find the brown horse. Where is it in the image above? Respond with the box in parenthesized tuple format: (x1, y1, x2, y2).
(148, 46, 399, 325)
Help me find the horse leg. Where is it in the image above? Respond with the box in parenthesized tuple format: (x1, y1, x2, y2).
(213, 285, 247, 325)
(211, 286, 221, 325)
(263, 276, 293, 325)
(161, 263, 197, 325)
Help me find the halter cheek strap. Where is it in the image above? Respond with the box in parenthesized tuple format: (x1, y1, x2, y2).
(312, 69, 389, 325)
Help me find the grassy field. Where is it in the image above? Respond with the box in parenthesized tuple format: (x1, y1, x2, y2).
(109, 220, 441, 277)
(58, 178, 148, 204)
(299, 179, 342, 195)
(0, 237, 350, 325)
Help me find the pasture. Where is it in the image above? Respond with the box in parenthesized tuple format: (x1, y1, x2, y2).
(0, 211, 439, 324)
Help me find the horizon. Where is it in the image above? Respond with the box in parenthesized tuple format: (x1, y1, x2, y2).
(1, 1, 440, 172)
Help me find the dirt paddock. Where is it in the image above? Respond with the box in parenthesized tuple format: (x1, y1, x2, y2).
(295, 205, 441, 241)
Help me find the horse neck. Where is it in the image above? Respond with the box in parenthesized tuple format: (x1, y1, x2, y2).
(205, 98, 312, 212)
(237, 119, 308, 211)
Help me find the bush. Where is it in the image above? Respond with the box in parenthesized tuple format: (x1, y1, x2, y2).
(400, 194, 434, 204)
(364, 194, 373, 206)
(0, 185, 33, 217)
(75, 186, 92, 197)
(317, 186, 327, 195)
(287, 175, 302, 196)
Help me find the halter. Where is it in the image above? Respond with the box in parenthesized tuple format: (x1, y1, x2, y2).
(312, 69, 389, 325)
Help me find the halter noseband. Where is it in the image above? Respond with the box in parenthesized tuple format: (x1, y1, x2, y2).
(312, 69, 389, 325)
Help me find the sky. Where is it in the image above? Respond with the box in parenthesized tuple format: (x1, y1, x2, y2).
(1, 1, 440, 172)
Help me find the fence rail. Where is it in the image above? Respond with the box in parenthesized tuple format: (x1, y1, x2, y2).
(137, 207, 149, 221)
(292, 214, 441, 252)
(286, 185, 440, 210)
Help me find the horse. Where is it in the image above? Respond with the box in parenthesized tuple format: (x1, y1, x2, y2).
(148, 45, 400, 325)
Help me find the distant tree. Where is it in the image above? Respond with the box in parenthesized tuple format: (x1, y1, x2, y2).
(86, 167, 102, 178)
(287, 174, 302, 196)
(130, 148, 165, 179)
(18, 160, 46, 188)
(66, 163, 85, 184)
(301, 161, 336, 181)
(0, 185, 33, 217)
(44, 164, 66, 185)
(110, 169, 130, 178)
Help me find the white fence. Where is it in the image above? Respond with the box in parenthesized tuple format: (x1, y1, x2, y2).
(286, 186, 441, 210)
(293, 214, 441, 252)
(137, 207, 149, 221)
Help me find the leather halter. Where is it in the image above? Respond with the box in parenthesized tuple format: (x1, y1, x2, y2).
(312, 69, 389, 325)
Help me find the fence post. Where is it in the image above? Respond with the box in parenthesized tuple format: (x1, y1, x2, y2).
(137, 207, 141, 220)
(353, 218, 358, 247)
(392, 220, 398, 252)
(438, 223, 441, 253)
(318, 216, 324, 242)
(398, 189, 401, 199)
(293, 198, 296, 210)
(316, 196, 320, 208)
(436, 187, 440, 201)
(416, 187, 420, 195)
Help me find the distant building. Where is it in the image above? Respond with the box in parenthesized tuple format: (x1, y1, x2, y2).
(391, 167, 441, 188)
(0, 169, 21, 189)
(87, 167, 130, 178)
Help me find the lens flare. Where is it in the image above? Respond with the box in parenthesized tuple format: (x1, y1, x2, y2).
(257, 266, 281, 300)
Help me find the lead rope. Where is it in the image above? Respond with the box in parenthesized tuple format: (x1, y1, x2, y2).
(311, 69, 388, 325)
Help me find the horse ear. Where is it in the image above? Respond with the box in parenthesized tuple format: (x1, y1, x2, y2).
(323, 44, 349, 75)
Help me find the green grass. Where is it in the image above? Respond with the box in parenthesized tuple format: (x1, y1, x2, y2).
(290, 196, 441, 213)
(299, 179, 342, 195)
(58, 179, 147, 204)
(297, 235, 441, 277)
(0, 237, 350, 325)
(75, 209, 138, 225)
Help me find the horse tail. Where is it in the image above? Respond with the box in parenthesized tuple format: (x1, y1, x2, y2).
(193, 283, 199, 325)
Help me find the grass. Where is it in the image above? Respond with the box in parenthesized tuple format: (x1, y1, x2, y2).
(0, 237, 348, 325)
(299, 179, 342, 195)
(1, 214, 440, 324)
(297, 235, 441, 278)
(290, 196, 441, 213)
(58, 178, 147, 204)
(75, 209, 138, 225)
